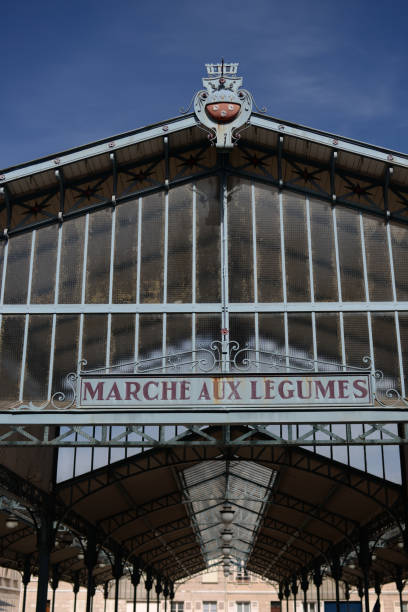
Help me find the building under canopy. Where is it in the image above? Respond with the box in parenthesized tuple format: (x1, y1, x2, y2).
(0, 62, 407, 612)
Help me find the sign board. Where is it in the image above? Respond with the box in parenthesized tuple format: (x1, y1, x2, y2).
(79, 372, 373, 410)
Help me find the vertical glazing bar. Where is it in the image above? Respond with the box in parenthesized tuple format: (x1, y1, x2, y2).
(221, 172, 229, 372)
(163, 191, 169, 304)
(254, 311, 259, 371)
(134, 314, 139, 373)
(47, 314, 57, 399)
(106, 207, 116, 372)
(279, 192, 287, 304)
(386, 222, 397, 301)
(192, 312, 196, 373)
(332, 207, 342, 302)
(0, 239, 9, 306)
(192, 184, 197, 306)
(81, 214, 90, 307)
(19, 231, 36, 401)
(312, 312, 318, 372)
(306, 196, 314, 304)
(136, 198, 142, 305)
(162, 313, 167, 371)
(54, 224, 63, 305)
(251, 184, 258, 304)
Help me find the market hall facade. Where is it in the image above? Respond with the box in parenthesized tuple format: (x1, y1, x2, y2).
(0, 62, 407, 612)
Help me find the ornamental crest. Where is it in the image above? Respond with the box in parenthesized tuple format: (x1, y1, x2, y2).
(192, 61, 253, 148)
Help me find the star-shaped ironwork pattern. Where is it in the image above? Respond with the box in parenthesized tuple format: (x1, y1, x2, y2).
(348, 182, 372, 199)
(22, 201, 49, 217)
(75, 185, 102, 201)
(242, 152, 267, 169)
(178, 154, 204, 170)
(127, 168, 154, 184)
(293, 167, 321, 183)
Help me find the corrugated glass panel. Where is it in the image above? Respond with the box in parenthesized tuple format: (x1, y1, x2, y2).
(228, 178, 254, 302)
(363, 216, 393, 301)
(4, 233, 31, 304)
(58, 216, 85, 304)
(398, 313, 408, 395)
(390, 224, 408, 301)
(371, 313, 399, 391)
(315, 313, 341, 371)
(138, 314, 163, 369)
(110, 314, 135, 373)
(0, 315, 25, 401)
(196, 177, 221, 303)
(336, 208, 365, 301)
(52, 315, 80, 395)
(287, 313, 313, 368)
(255, 184, 282, 302)
(85, 209, 112, 303)
(167, 186, 192, 303)
(283, 193, 310, 302)
(140, 192, 164, 303)
(112, 199, 138, 303)
(229, 315, 255, 372)
(31, 225, 58, 304)
(310, 199, 338, 301)
(167, 313, 192, 355)
(23, 315, 52, 400)
(196, 314, 221, 372)
(82, 314, 108, 370)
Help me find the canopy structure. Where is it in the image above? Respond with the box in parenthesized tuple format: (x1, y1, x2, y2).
(0, 62, 407, 612)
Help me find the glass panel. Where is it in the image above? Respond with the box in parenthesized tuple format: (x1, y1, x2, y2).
(52, 315, 80, 398)
(283, 192, 310, 302)
(398, 313, 408, 395)
(168, 186, 192, 303)
(371, 313, 399, 391)
(138, 314, 163, 369)
(228, 178, 254, 302)
(140, 192, 164, 303)
(82, 314, 108, 370)
(110, 314, 135, 373)
(336, 208, 365, 301)
(258, 313, 285, 372)
(4, 233, 31, 303)
(363, 216, 393, 301)
(229, 314, 255, 371)
(0, 315, 25, 401)
(85, 209, 112, 303)
(196, 177, 221, 303)
(310, 199, 338, 301)
(196, 314, 221, 371)
(23, 315, 52, 400)
(315, 313, 341, 370)
(287, 313, 313, 368)
(112, 199, 138, 303)
(58, 216, 85, 303)
(391, 223, 408, 301)
(166, 313, 192, 357)
(31, 225, 58, 304)
(255, 183, 282, 302)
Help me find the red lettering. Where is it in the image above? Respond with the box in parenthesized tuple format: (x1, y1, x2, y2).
(264, 380, 276, 399)
(162, 381, 178, 400)
(106, 382, 122, 401)
(227, 381, 241, 399)
(251, 380, 262, 400)
(297, 380, 312, 400)
(353, 379, 368, 399)
(315, 380, 335, 399)
(338, 380, 350, 399)
(180, 380, 191, 400)
(125, 382, 140, 400)
(143, 381, 159, 400)
(83, 381, 104, 401)
(198, 382, 210, 400)
(213, 380, 225, 400)
(278, 380, 294, 399)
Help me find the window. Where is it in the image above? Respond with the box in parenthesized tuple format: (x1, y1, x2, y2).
(237, 603, 251, 612)
(203, 603, 217, 612)
(303, 604, 316, 612)
(171, 603, 184, 612)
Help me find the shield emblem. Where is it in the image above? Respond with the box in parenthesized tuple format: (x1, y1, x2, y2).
(206, 102, 241, 123)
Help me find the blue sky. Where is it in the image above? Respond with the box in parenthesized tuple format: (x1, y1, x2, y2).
(1, 0, 408, 168)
